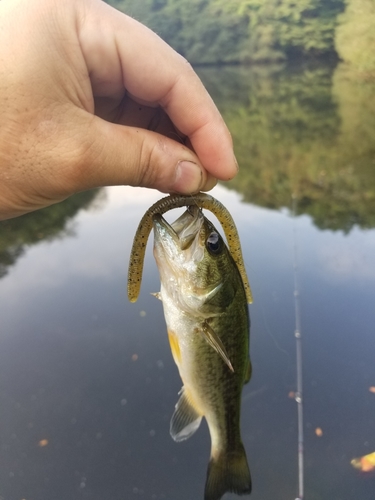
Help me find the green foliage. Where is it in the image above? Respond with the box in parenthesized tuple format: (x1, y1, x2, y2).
(106, 0, 344, 63)
(214, 0, 344, 61)
(108, 0, 249, 64)
(335, 0, 375, 74)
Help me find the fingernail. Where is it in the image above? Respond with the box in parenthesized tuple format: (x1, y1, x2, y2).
(233, 152, 239, 174)
(173, 160, 203, 193)
(201, 174, 217, 192)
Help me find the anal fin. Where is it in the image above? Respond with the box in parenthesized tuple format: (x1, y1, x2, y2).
(170, 387, 202, 442)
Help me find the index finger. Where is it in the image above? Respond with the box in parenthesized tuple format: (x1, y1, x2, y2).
(78, 1, 238, 181)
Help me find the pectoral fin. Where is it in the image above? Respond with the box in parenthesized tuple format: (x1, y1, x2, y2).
(170, 387, 202, 442)
(201, 322, 234, 372)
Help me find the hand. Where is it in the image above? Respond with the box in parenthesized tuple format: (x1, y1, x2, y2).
(0, 0, 238, 220)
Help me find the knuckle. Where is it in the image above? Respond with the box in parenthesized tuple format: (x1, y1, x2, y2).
(136, 136, 160, 188)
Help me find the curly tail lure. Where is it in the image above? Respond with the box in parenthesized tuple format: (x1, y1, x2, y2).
(127, 192, 253, 304)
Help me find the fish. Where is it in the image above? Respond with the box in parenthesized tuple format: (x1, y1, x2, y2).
(152, 204, 252, 500)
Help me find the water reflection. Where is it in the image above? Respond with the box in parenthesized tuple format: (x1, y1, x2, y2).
(1, 64, 375, 500)
(0, 189, 103, 278)
(197, 63, 375, 232)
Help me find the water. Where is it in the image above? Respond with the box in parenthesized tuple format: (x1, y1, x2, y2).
(1, 64, 375, 500)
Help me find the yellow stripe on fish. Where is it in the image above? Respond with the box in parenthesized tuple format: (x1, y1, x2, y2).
(167, 329, 182, 366)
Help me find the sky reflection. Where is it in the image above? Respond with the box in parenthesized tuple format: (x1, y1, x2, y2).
(0, 185, 374, 500)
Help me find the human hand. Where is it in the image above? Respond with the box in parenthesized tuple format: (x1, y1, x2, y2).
(0, 0, 238, 220)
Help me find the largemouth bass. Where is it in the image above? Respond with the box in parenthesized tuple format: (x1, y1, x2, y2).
(128, 194, 252, 500)
(153, 205, 251, 500)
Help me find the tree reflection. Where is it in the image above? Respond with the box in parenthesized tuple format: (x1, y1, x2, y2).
(0, 189, 102, 278)
(1, 62, 374, 280)
(198, 63, 375, 232)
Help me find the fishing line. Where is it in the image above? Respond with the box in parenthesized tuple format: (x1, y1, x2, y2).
(292, 194, 304, 500)
(259, 300, 291, 362)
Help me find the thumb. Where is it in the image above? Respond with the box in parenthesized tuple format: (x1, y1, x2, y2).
(65, 114, 217, 196)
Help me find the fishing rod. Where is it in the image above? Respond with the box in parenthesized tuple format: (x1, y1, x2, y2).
(292, 194, 304, 500)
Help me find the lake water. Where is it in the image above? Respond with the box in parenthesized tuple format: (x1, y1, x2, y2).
(1, 64, 375, 500)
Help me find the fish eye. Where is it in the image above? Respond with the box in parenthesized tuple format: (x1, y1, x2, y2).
(206, 232, 222, 255)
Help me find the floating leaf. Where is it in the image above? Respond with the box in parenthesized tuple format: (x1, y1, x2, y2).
(315, 427, 323, 437)
(351, 451, 375, 472)
(38, 439, 48, 447)
(369, 387, 375, 394)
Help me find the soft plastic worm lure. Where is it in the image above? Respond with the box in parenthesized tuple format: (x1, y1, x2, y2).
(127, 192, 253, 304)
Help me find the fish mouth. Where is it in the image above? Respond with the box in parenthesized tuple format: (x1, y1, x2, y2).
(153, 205, 204, 252)
(153, 206, 205, 296)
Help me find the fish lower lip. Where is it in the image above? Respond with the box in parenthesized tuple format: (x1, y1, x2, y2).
(152, 214, 179, 242)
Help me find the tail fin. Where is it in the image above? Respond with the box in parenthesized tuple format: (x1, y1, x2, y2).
(204, 443, 251, 500)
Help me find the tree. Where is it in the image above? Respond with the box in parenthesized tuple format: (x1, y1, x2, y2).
(107, 0, 344, 64)
(107, 0, 248, 64)
(214, 0, 344, 62)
